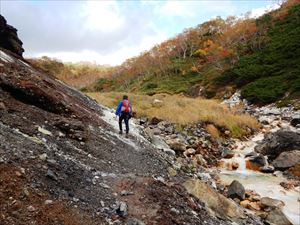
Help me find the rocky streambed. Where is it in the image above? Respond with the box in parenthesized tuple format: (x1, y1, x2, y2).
(132, 93, 300, 225)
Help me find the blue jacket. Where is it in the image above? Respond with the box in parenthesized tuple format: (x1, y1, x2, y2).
(115, 100, 132, 116)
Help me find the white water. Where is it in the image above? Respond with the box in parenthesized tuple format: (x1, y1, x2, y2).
(219, 120, 300, 225)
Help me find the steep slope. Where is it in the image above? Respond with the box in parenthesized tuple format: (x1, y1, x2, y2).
(0, 17, 256, 225)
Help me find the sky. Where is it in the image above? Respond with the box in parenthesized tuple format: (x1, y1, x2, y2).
(1, 0, 278, 65)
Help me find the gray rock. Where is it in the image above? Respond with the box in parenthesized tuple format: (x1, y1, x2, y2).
(255, 130, 300, 159)
(259, 165, 274, 173)
(248, 154, 267, 167)
(139, 117, 147, 125)
(166, 139, 186, 152)
(184, 179, 245, 221)
(116, 201, 128, 217)
(261, 197, 284, 210)
(272, 150, 300, 169)
(265, 209, 292, 225)
(126, 218, 145, 225)
(227, 180, 245, 200)
(46, 169, 58, 181)
(291, 116, 300, 127)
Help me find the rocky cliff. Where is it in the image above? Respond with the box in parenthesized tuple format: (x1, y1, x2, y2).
(0, 14, 24, 56)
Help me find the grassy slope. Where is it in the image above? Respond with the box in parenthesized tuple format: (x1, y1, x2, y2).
(88, 92, 259, 138)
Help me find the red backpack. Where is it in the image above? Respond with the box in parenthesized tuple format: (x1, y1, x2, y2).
(121, 99, 130, 113)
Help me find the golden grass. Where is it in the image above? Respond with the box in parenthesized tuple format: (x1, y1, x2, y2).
(87, 92, 260, 137)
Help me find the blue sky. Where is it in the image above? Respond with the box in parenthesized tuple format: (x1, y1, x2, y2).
(1, 0, 276, 65)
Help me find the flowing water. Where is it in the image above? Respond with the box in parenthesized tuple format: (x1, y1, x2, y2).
(219, 121, 300, 225)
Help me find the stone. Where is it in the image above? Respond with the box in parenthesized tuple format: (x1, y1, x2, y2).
(193, 154, 207, 166)
(227, 180, 245, 200)
(265, 209, 293, 225)
(183, 148, 196, 157)
(149, 117, 162, 125)
(139, 117, 148, 125)
(27, 205, 36, 212)
(126, 218, 145, 225)
(248, 154, 267, 168)
(116, 201, 128, 217)
(167, 167, 177, 177)
(183, 179, 245, 221)
(260, 197, 284, 210)
(240, 199, 250, 208)
(166, 139, 186, 152)
(291, 116, 300, 127)
(39, 153, 47, 161)
(120, 190, 134, 196)
(45, 200, 53, 205)
(221, 148, 235, 159)
(248, 202, 261, 211)
(152, 128, 161, 135)
(0, 102, 6, 110)
(259, 165, 274, 173)
(46, 169, 58, 181)
(272, 150, 300, 170)
(255, 130, 300, 159)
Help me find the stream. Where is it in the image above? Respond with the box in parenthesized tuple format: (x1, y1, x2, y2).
(219, 118, 300, 224)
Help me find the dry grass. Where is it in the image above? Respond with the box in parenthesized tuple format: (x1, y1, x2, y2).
(87, 92, 260, 137)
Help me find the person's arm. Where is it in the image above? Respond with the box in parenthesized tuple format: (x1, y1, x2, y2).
(115, 102, 122, 116)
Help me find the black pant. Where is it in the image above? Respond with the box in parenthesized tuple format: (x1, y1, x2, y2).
(119, 113, 130, 134)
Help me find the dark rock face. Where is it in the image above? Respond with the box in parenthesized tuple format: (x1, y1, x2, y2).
(0, 15, 24, 56)
(255, 130, 300, 159)
(272, 150, 300, 170)
(227, 180, 245, 200)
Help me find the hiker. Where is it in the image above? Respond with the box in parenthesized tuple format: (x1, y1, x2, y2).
(115, 95, 132, 136)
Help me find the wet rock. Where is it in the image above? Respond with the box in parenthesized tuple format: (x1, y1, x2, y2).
(126, 218, 145, 225)
(248, 154, 267, 168)
(46, 169, 58, 181)
(227, 180, 245, 200)
(183, 179, 245, 221)
(265, 209, 293, 225)
(272, 150, 300, 170)
(255, 130, 300, 159)
(260, 197, 284, 210)
(221, 148, 235, 159)
(259, 165, 274, 173)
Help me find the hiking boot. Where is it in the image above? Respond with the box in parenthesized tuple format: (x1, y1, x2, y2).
(119, 131, 123, 135)
(125, 133, 129, 138)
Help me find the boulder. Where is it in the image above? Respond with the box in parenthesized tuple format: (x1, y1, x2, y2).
(183, 179, 245, 221)
(166, 139, 186, 152)
(260, 197, 284, 210)
(255, 130, 300, 159)
(246, 154, 267, 170)
(0, 15, 24, 56)
(290, 116, 300, 127)
(149, 117, 162, 125)
(265, 209, 293, 225)
(227, 180, 245, 200)
(272, 150, 300, 170)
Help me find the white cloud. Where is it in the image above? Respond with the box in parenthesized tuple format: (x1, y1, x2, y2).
(82, 1, 124, 32)
(250, 3, 281, 18)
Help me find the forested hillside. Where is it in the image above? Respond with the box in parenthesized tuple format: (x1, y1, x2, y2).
(28, 57, 111, 89)
(87, 0, 299, 104)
